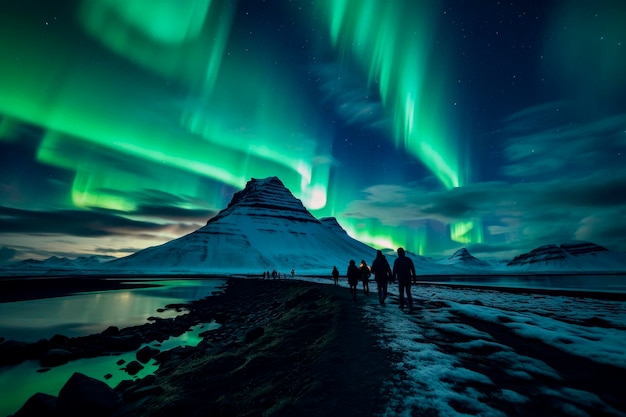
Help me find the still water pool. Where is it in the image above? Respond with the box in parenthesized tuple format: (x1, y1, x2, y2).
(0, 278, 226, 342)
(0, 278, 226, 416)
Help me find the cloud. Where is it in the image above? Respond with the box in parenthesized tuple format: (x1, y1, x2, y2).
(499, 102, 626, 180)
(0, 206, 167, 237)
(314, 62, 390, 131)
(80, 187, 219, 222)
(342, 169, 626, 253)
(132, 204, 216, 221)
(0, 246, 17, 263)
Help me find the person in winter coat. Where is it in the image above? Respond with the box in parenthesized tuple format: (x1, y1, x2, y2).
(346, 260, 360, 302)
(371, 250, 392, 306)
(332, 265, 339, 286)
(392, 247, 416, 312)
(359, 260, 371, 295)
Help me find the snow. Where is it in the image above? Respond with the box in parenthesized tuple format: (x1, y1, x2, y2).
(300, 276, 626, 416)
(2, 176, 626, 415)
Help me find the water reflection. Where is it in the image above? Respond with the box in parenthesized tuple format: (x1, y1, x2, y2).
(0, 278, 226, 342)
(0, 278, 226, 416)
(0, 322, 219, 417)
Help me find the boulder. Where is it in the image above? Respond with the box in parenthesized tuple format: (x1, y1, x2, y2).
(136, 346, 160, 364)
(102, 334, 144, 351)
(12, 392, 57, 417)
(0, 340, 29, 365)
(101, 326, 120, 336)
(57, 372, 122, 417)
(123, 384, 164, 402)
(125, 360, 144, 376)
(40, 348, 73, 367)
(245, 327, 264, 343)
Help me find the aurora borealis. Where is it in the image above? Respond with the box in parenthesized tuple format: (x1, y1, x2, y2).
(1, 0, 625, 265)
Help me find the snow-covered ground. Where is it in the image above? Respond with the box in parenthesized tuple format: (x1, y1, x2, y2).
(302, 276, 626, 417)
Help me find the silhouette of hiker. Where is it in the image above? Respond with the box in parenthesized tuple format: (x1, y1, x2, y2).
(359, 260, 371, 295)
(371, 250, 392, 306)
(332, 265, 339, 286)
(346, 260, 360, 302)
(392, 247, 416, 312)
(291, 269, 295, 278)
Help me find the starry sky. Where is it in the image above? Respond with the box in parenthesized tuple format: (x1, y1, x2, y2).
(1, 0, 625, 266)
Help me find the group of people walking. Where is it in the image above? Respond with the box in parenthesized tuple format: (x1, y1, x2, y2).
(334, 247, 416, 312)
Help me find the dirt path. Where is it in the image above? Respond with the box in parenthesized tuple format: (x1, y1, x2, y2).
(115, 278, 392, 417)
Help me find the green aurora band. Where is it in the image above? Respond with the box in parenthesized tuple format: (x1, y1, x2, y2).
(0, 0, 488, 256)
(317, 0, 482, 248)
(0, 0, 331, 211)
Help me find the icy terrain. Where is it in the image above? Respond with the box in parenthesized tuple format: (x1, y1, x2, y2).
(304, 276, 626, 417)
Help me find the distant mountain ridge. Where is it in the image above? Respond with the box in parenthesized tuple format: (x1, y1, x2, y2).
(503, 241, 626, 272)
(3, 178, 626, 275)
(445, 248, 490, 268)
(4, 255, 116, 271)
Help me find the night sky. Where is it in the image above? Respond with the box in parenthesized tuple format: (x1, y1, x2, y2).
(1, 0, 625, 265)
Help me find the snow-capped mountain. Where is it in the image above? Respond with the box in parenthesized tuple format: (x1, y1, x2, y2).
(444, 248, 490, 268)
(106, 177, 378, 274)
(505, 241, 626, 272)
(4, 255, 116, 271)
(3, 177, 626, 276)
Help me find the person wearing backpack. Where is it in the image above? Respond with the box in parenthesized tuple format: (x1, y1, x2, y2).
(331, 265, 340, 286)
(371, 250, 392, 306)
(392, 247, 416, 312)
(346, 260, 360, 302)
(359, 260, 371, 295)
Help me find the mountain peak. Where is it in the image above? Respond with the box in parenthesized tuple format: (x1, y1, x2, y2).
(107, 176, 377, 273)
(506, 241, 617, 269)
(447, 248, 488, 267)
(209, 176, 318, 224)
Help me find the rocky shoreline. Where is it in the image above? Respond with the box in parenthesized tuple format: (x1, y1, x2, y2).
(8, 279, 392, 417)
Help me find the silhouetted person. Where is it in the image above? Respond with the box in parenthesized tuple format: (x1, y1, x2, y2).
(332, 265, 339, 286)
(359, 260, 371, 295)
(291, 269, 295, 278)
(392, 247, 416, 312)
(371, 250, 392, 306)
(346, 259, 360, 302)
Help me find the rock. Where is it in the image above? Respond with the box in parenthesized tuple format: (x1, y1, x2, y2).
(125, 360, 144, 376)
(102, 326, 120, 336)
(124, 384, 164, 402)
(245, 326, 264, 343)
(12, 392, 57, 417)
(103, 334, 144, 351)
(0, 340, 29, 365)
(57, 372, 122, 417)
(40, 348, 73, 367)
(214, 311, 229, 323)
(136, 346, 160, 364)
(49, 334, 70, 344)
(114, 379, 136, 392)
